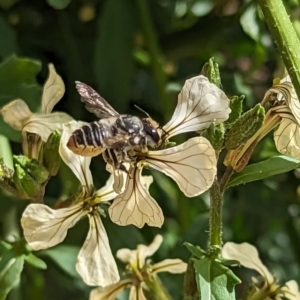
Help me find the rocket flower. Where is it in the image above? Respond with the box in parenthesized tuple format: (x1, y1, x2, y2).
(21, 121, 130, 286)
(108, 75, 231, 228)
(223, 242, 300, 300)
(1, 63, 72, 159)
(225, 75, 300, 171)
(89, 234, 187, 300)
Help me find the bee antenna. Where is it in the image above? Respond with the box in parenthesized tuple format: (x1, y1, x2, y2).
(134, 104, 151, 118)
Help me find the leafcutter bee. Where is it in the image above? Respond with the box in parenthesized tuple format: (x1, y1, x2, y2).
(67, 81, 163, 169)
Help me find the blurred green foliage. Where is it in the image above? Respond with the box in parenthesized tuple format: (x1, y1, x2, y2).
(0, 0, 300, 299)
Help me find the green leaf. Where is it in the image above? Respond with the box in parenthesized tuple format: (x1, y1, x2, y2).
(0, 250, 25, 300)
(240, 4, 261, 42)
(0, 55, 42, 142)
(46, 0, 71, 10)
(184, 242, 206, 258)
(193, 257, 241, 300)
(25, 253, 47, 270)
(94, 0, 135, 112)
(40, 245, 80, 278)
(226, 156, 300, 189)
(0, 14, 17, 58)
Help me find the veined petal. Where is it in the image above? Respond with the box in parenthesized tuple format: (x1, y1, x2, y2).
(89, 279, 132, 300)
(23, 112, 73, 142)
(95, 174, 119, 202)
(109, 168, 163, 228)
(116, 235, 163, 267)
(76, 212, 120, 286)
(59, 121, 93, 192)
(1, 99, 32, 130)
(222, 242, 274, 285)
(41, 63, 65, 114)
(163, 75, 230, 139)
(282, 280, 300, 300)
(129, 286, 147, 300)
(152, 258, 187, 274)
(146, 137, 216, 197)
(21, 203, 85, 251)
(274, 119, 300, 159)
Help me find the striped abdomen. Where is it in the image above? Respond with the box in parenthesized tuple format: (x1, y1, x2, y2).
(67, 122, 110, 157)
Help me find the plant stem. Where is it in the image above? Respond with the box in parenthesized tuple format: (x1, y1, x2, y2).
(209, 178, 223, 247)
(135, 0, 172, 118)
(257, 0, 300, 100)
(219, 167, 234, 193)
(144, 274, 173, 300)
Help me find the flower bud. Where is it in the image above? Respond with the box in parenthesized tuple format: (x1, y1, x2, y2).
(13, 164, 40, 198)
(13, 155, 49, 184)
(225, 104, 265, 150)
(202, 123, 225, 152)
(42, 131, 62, 176)
(201, 57, 221, 88)
(226, 95, 244, 125)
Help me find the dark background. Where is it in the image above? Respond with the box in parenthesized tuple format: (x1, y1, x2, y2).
(0, 0, 300, 299)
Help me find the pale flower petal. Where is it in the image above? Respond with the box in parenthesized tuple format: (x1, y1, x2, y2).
(129, 286, 147, 300)
(163, 75, 230, 139)
(21, 203, 85, 251)
(76, 213, 120, 286)
(59, 121, 93, 192)
(109, 168, 163, 228)
(146, 137, 216, 197)
(278, 76, 300, 124)
(152, 258, 187, 274)
(41, 63, 65, 114)
(274, 119, 300, 159)
(23, 112, 73, 142)
(95, 174, 119, 202)
(117, 235, 163, 267)
(282, 280, 300, 300)
(89, 279, 132, 300)
(222, 242, 274, 285)
(1, 99, 32, 130)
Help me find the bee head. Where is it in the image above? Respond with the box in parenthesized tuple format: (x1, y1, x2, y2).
(141, 118, 162, 147)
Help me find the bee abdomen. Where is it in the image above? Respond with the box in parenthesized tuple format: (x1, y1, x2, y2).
(67, 122, 105, 157)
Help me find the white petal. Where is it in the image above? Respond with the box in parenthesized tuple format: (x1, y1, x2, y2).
(21, 203, 85, 251)
(1, 99, 32, 130)
(76, 213, 120, 286)
(152, 259, 187, 274)
(136, 235, 163, 267)
(23, 112, 73, 142)
(116, 235, 163, 267)
(105, 162, 129, 194)
(108, 167, 163, 228)
(274, 119, 300, 159)
(163, 75, 230, 139)
(146, 137, 216, 197)
(283, 280, 300, 300)
(222, 242, 274, 285)
(95, 174, 119, 202)
(89, 280, 131, 300)
(41, 63, 65, 114)
(129, 286, 147, 300)
(59, 121, 93, 192)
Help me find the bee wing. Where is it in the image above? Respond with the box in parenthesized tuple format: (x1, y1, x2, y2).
(75, 81, 120, 118)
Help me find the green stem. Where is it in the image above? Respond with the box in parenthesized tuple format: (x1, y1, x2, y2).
(257, 0, 300, 100)
(144, 274, 172, 300)
(209, 179, 223, 247)
(135, 0, 172, 118)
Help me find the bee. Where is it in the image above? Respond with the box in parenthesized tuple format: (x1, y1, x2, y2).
(67, 81, 163, 169)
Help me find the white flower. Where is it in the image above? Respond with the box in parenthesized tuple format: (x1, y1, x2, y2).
(0, 63, 72, 158)
(21, 121, 120, 287)
(222, 242, 300, 300)
(225, 75, 300, 171)
(89, 235, 187, 300)
(108, 75, 231, 228)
